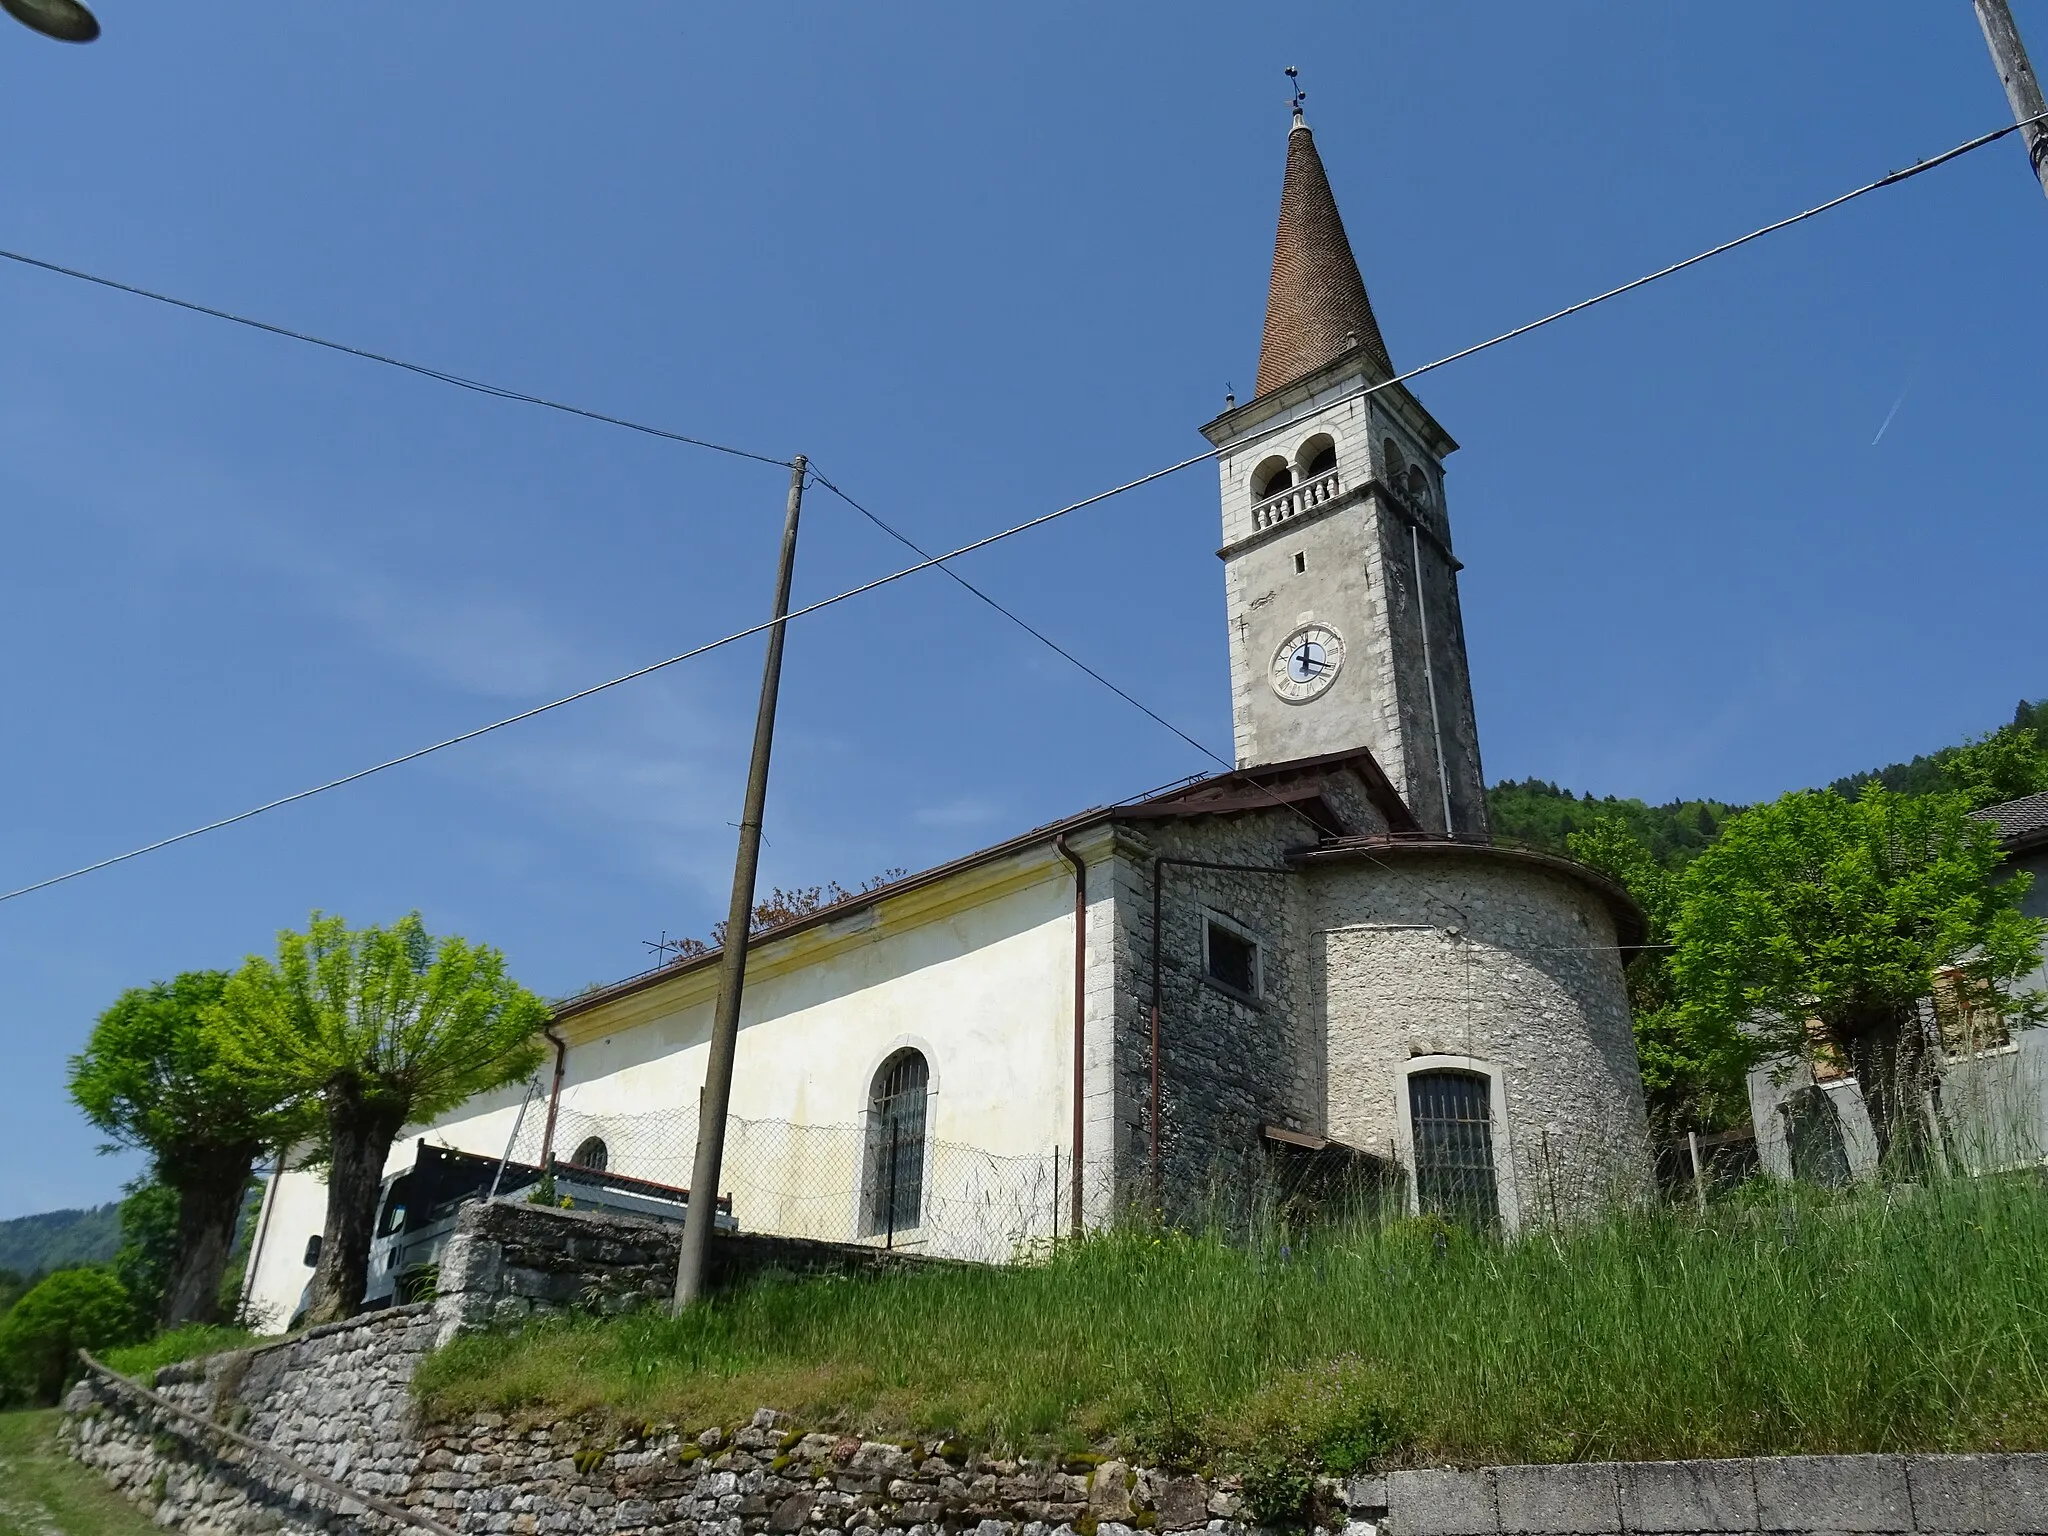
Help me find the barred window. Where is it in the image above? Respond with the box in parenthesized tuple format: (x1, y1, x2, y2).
(863, 1049, 929, 1238)
(569, 1136, 608, 1172)
(1409, 1069, 1499, 1228)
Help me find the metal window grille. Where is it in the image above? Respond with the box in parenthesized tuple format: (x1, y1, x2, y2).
(1409, 1069, 1499, 1228)
(863, 1050, 929, 1241)
(569, 1136, 608, 1171)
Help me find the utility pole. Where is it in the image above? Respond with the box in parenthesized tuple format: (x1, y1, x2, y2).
(1974, 0, 2048, 202)
(672, 454, 807, 1310)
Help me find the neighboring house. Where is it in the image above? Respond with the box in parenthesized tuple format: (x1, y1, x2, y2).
(243, 107, 1653, 1326)
(1748, 791, 2048, 1182)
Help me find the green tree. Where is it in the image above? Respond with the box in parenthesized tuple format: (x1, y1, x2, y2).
(111, 1179, 178, 1325)
(1567, 815, 1751, 1135)
(1669, 787, 2047, 1169)
(0, 1268, 133, 1405)
(1938, 724, 2048, 808)
(69, 972, 304, 1329)
(206, 912, 548, 1324)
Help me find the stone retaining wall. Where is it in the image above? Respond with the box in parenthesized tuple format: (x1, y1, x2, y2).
(431, 1199, 937, 1342)
(61, 1300, 2048, 1536)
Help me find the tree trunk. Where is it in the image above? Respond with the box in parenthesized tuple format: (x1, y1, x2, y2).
(305, 1079, 405, 1325)
(1832, 1004, 1936, 1176)
(162, 1146, 259, 1327)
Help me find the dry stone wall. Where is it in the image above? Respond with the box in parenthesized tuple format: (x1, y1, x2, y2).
(62, 1295, 2048, 1536)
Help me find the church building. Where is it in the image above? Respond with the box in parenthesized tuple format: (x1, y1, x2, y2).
(244, 109, 1651, 1324)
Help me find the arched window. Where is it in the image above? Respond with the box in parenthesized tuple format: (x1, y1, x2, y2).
(1297, 433, 1337, 478)
(1251, 455, 1294, 502)
(1382, 437, 1408, 483)
(863, 1049, 929, 1238)
(569, 1136, 608, 1172)
(1404, 464, 1432, 508)
(1408, 1070, 1499, 1227)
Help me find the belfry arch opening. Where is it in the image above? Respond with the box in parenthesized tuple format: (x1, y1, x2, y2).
(1251, 455, 1294, 502)
(1296, 433, 1337, 478)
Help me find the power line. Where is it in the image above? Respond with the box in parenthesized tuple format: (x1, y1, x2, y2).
(808, 467, 1236, 772)
(0, 455, 1211, 905)
(0, 247, 793, 470)
(5, 106, 2040, 486)
(3, 109, 2039, 907)
(807, 464, 1351, 847)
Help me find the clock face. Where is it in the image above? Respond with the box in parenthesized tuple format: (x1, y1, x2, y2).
(1270, 623, 1344, 702)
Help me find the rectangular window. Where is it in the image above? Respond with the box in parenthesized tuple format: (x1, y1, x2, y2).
(1204, 916, 1261, 999)
(1409, 1069, 1499, 1229)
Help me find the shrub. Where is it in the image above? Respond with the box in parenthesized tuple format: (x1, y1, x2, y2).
(0, 1267, 136, 1405)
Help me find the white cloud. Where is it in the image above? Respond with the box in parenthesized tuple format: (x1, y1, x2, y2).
(912, 794, 1005, 829)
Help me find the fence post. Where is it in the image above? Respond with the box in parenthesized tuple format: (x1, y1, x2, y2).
(886, 1120, 900, 1252)
(1052, 1145, 1059, 1242)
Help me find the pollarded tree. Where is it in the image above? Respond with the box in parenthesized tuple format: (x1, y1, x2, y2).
(1669, 786, 2046, 1171)
(69, 972, 306, 1327)
(206, 912, 547, 1323)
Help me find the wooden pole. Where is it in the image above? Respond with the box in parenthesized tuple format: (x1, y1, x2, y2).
(672, 455, 807, 1310)
(1974, 0, 2048, 202)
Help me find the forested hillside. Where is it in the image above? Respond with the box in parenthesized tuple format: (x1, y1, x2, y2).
(1487, 697, 2047, 866)
(0, 1203, 120, 1278)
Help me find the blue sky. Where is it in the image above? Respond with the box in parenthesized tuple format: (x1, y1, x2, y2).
(2, 3, 2042, 1217)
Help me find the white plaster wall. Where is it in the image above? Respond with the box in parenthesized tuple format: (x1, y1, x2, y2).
(244, 850, 1081, 1321)
(243, 1161, 331, 1331)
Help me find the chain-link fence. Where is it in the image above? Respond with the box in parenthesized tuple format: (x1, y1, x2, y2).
(498, 1101, 1063, 1265)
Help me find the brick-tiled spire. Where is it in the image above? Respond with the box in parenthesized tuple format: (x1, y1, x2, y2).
(1254, 116, 1393, 396)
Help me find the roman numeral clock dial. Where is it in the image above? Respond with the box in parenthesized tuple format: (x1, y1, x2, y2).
(1270, 622, 1344, 703)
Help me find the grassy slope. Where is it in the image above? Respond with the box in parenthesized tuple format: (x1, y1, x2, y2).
(0, 1412, 160, 1536)
(419, 1175, 2048, 1468)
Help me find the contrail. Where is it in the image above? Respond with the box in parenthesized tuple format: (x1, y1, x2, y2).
(1871, 383, 1911, 446)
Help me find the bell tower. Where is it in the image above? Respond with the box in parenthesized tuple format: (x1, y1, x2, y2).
(1201, 104, 1486, 835)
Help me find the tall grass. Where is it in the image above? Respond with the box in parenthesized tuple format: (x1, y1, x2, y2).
(415, 1173, 2048, 1467)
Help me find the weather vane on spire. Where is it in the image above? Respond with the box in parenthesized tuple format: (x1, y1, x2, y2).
(1286, 65, 1306, 122)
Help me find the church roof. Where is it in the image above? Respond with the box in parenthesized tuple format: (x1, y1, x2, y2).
(551, 748, 1415, 1021)
(1253, 117, 1394, 397)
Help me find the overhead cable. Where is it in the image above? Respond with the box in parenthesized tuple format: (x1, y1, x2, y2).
(3, 109, 2040, 907)
(0, 247, 792, 469)
(807, 465, 1354, 848)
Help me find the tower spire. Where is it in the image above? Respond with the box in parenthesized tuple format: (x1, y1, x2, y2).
(1253, 72, 1393, 396)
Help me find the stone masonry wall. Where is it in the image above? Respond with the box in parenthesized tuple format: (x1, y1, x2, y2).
(64, 1316, 2048, 1536)
(432, 1199, 939, 1342)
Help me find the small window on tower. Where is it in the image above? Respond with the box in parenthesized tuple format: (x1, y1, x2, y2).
(1203, 915, 1261, 1000)
(1294, 551, 1306, 574)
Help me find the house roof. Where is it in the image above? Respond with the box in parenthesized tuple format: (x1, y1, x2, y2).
(1253, 117, 1394, 397)
(1973, 791, 2048, 854)
(549, 748, 1414, 1022)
